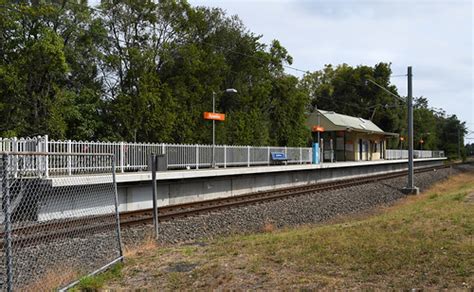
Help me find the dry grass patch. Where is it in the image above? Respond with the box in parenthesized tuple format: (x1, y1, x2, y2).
(99, 171, 473, 290)
(123, 234, 158, 257)
(23, 265, 79, 291)
(262, 221, 276, 233)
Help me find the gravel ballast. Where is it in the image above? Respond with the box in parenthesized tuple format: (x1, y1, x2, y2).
(121, 167, 460, 246)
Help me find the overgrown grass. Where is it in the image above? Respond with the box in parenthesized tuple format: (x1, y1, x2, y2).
(210, 173, 473, 288)
(99, 172, 474, 289)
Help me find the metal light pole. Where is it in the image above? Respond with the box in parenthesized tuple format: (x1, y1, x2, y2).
(211, 88, 237, 168)
(316, 105, 321, 163)
(212, 91, 216, 168)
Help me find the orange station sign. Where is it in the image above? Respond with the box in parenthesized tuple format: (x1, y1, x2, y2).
(203, 112, 225, 121)
(311, 125, 325, 132)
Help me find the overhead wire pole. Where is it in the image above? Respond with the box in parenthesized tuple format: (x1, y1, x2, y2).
(404, 66, 419, 194)
(366, 68, 418, 194)
(457, 127, 461, 159)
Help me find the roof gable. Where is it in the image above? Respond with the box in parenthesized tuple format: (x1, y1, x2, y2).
(318, 109, 385, 133)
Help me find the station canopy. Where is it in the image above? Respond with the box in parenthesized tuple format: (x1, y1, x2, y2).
(306, 109, 399, 137)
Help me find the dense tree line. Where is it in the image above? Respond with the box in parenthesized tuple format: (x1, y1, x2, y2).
(0, 0, 468, 158)
(466, 143, 474, 157)
(299, 64, 468, 158)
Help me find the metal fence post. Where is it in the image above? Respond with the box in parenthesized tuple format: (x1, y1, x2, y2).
(2, 154, 13, 292)
(12, 137, 17, 152)
(247, 146, 250, 167)
(150, 154, 159, 239)
(111, 155, 123, 257)
(299, 147, 302, 164)
(267, 146, 270, 165)
(196, 145, 199, 169)
(162, 143, 168, 170)
(67, 140, 72, 176)
(120, 142, 125, 173)
(224, 145, 227, 168)
(44, 135, 49, 178)
(321, 138, 324, 164)
(12, 137, 18, 178)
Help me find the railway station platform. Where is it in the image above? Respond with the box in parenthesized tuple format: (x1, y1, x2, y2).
(43, 158, 446, 219)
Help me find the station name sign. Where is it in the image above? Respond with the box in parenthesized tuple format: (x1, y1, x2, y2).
(203, 112, 225, 121)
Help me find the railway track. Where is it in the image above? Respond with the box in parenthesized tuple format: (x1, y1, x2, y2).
(0, 163, 451, 248)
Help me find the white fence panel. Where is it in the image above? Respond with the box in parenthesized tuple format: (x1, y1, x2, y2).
(385, 149, 445, 160)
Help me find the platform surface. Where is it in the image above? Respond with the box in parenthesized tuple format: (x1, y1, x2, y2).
(49, 157, 446, 187)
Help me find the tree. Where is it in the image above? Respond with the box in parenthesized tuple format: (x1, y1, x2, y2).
(0, 1, 107, 139)
(0, 0, 467, 153)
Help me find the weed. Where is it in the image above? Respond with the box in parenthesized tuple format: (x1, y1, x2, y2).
(167, 272, 185, 289)
(124, 235, 157, 257)
(75, 262, 123, 290)
(429, 193, 439, 200)
(451, 192, 466, 201)
(181, 246, 197, 256)
(263, 221, 276, 233)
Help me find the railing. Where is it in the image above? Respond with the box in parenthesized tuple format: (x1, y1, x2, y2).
(1, 136, 312, 176)
(1, 136, 446, 176)
(385, 149, 445, 160)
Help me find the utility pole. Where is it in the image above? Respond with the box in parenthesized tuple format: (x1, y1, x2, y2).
(457, 127, 461, 160)
(404, 66, 419, 194)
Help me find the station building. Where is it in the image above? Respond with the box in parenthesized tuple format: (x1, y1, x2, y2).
(306, 109, 398, 162)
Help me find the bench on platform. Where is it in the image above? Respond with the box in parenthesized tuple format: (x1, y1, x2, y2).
(270, 152, 288, 165)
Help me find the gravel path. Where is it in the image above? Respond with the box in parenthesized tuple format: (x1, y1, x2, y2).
(122, 167, 459, 246)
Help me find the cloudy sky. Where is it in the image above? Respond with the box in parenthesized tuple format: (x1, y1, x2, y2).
(187, 0, 473, 141)
(90, 0, 473, 141)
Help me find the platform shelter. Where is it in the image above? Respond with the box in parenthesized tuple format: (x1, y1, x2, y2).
(307, 109, 398, 162)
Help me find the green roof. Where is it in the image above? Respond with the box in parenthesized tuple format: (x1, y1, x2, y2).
(307, 109, 398, 136)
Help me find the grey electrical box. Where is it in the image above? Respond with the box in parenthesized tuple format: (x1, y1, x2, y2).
(155, 154, 167, 171)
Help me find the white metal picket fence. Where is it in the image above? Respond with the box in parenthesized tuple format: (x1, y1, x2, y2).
(385, 149, 445, 160)
(1, 136, 446, 176)
(1, 136, 312, 176)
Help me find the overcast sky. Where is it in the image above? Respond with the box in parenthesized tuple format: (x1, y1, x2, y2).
(90, 0, 473, 141)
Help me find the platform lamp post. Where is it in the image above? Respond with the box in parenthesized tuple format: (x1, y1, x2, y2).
(399, 136, 404, 158)
(314, 105, 322, 164)
(419, 132, 430, 151)
(210, 88, 238, 168)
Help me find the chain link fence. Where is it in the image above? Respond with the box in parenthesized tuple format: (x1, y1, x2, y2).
(0, 152, 122, 291)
